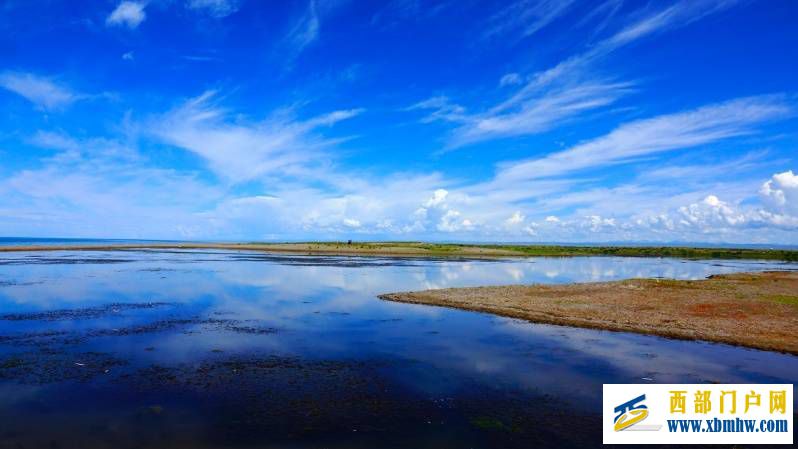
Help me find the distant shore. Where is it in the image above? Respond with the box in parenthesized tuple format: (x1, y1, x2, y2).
(380, 271, 798, 354)
(1, 241, 798, 261)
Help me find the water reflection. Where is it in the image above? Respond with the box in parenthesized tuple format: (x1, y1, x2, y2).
(0, 250, 796, 448)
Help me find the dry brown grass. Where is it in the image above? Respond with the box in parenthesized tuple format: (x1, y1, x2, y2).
(379, 271, 798, 354)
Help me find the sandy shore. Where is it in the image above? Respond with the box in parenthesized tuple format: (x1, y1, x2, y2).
(379, 271, 798, 354)
(1, 242, 797, 260)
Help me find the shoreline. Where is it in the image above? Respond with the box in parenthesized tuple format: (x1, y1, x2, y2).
(1, 242, 797, 261)
(379, 271, 798, 354)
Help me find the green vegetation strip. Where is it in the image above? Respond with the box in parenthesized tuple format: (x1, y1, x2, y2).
(1, 241, 797, 261)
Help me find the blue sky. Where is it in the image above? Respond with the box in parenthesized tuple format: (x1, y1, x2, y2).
(1, 0, 797, 243)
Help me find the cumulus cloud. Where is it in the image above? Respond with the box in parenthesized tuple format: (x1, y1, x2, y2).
(5, 130, 798, 242)
(438, 210, 470, 232)
(630, 172, 798, 237)
(424, 189, 449, 207)
(506, 211, 525, 225)
(760, 170, 798, 216)
(106, 1, 147, 29)
(0, 72, 80, 110)
(678, 195, 747, 229)
(342, 218, 361, 228)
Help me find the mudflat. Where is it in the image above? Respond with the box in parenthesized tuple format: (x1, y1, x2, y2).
(379, 271, 798, 354)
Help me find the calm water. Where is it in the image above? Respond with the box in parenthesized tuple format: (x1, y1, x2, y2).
(0, 250, 796, 448)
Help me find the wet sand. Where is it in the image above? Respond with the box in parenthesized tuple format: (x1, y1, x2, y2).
(380, 271, 798, 354)
(1, 242, 797, 260)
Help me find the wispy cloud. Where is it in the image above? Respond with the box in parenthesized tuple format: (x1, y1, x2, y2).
(499, 73, 522, 87)
(483, 0, 576, 41)
(411, 80, 633, 149)
(405, 96, 467, 123)
(282, 0, 350, 62)
(106, 1, 147, 29)
(412, 0, 741, 150)
(152, 91, 362, 182)
(182, 54, 222, 62)
(284, 0, 321, 59)
(448, 80, 634, 148)
(186, 0, 241, 18)
(493, 95, 792, 184)
(503, 0, 740, 105)
(0, 71, 81, 110)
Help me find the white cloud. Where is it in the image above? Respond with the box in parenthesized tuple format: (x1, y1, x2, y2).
(493, 95, 791, 184)
(585, 215, 616, 232)
(448, 81, 633, 148)
(626, 173, 798, 238)
(122, 51, 134, 61)
(678, 195, 746, 229)
(424, 188, 449, 207)
(406, 96, 467, 124)
(499, 73, 522, 87)
(152, 90, 362, 182)
(2, 69, 794, 244)
(410, 81, 633, 149)
(186, 0, 240, 17)
(413, 1, 741, 150)
(506, 211, 525, 225)
(285, 0, 320, 58)
(0, 72, 80, 110)
(342, 218, 361, 228)
(760, 170, 798, 216)
(506, 0, 740, 105)
(438, 209, 467, 232)
(483, 0, 576, 40)
(29, 131, 81, 152)
(5, 127, 798, 242)
(280, 0, 354, 65)
(106, 1, 147, 29)
(0, 134, 220, 239)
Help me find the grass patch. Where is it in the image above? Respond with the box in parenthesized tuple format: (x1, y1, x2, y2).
(762, 295, 798, 306)
(258, 242, 798, 261)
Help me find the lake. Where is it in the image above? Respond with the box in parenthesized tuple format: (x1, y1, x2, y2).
(1, 249, 796, 448)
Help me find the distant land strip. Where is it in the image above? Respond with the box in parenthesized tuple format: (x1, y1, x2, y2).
(380, 271, 798, 354)
(1, 242, 798, 261)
